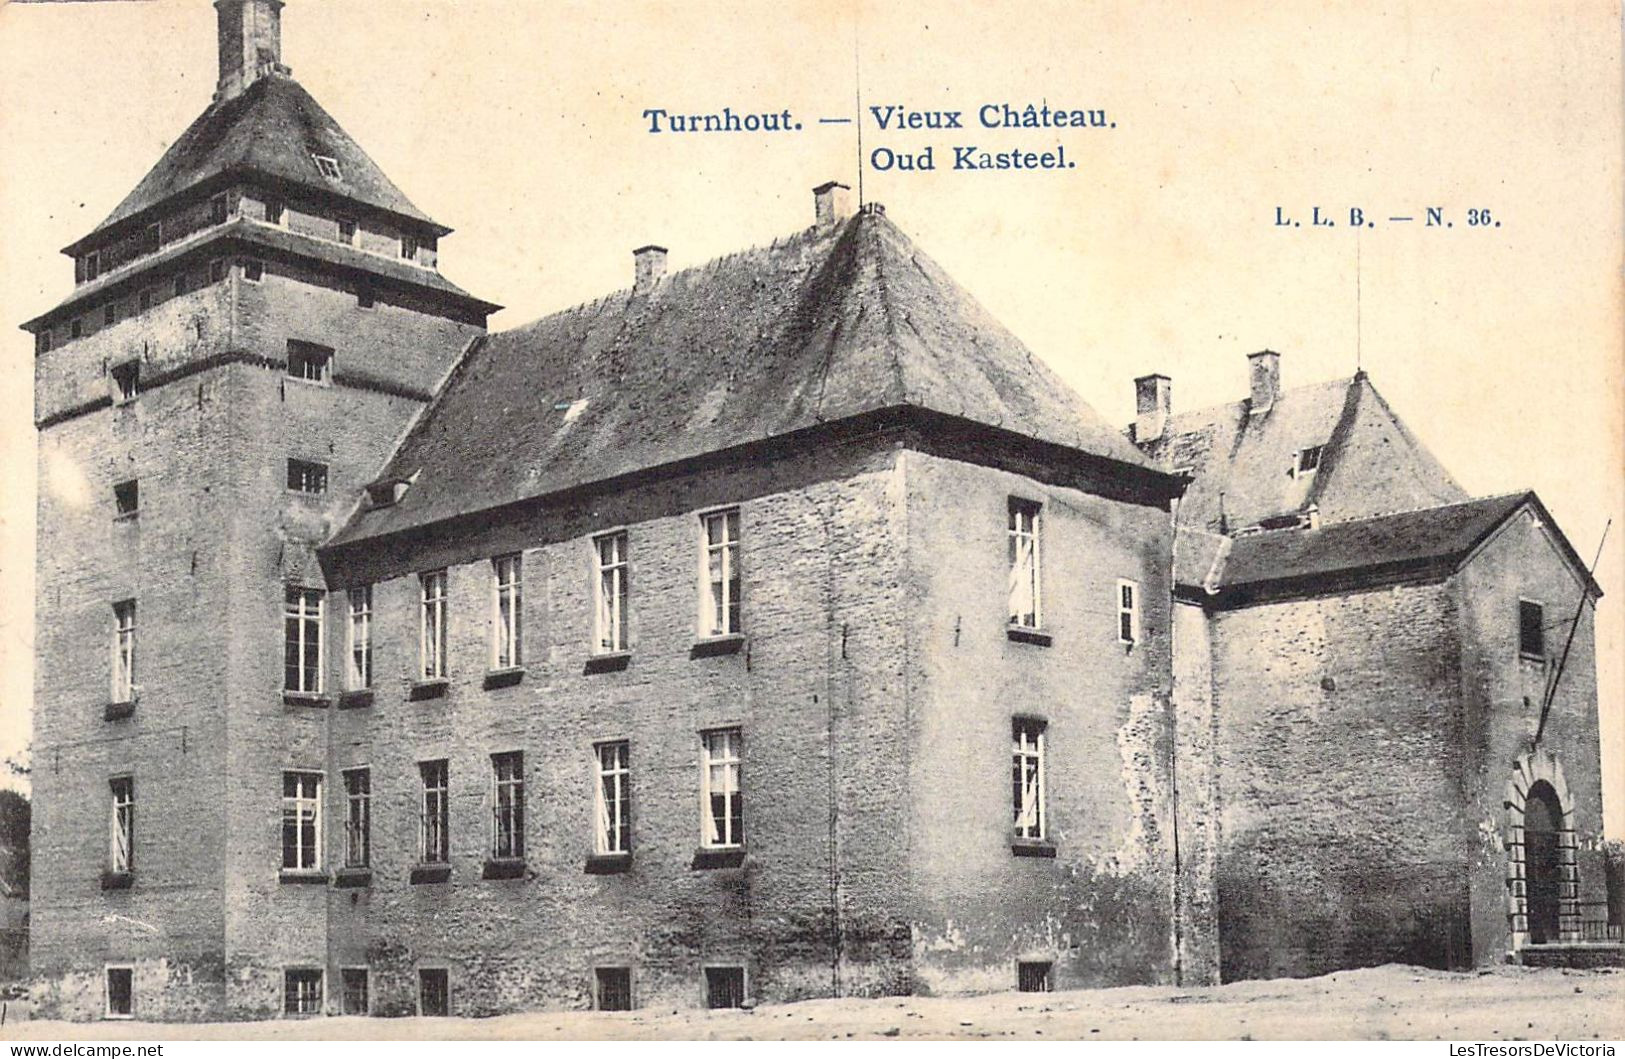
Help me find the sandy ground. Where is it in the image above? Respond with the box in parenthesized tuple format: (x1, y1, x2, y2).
(2, 964, 1621, 1041)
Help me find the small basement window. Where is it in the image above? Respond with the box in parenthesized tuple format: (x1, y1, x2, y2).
(111, 362, 140, 403)
(1017, 960, 1053, 992)
(287, 341, 333, 384)
(1519, 599, 1545, 659)
(114, 480, 139, 519)
(105, 965, 133, 1019)
(287, 458, 328, 495)
(1294, 445, 1324, 478)
(419, 969, 449, 1017)
(704, 966, 745, 1010)
(595, 967, 633, 1011)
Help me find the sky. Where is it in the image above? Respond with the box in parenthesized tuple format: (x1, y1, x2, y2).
(0, 0, 1619, 830)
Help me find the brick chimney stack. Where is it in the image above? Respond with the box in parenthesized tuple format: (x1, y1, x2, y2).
(1248, 350, 1281, 416)
(813, 181, 854, 227)
(1134, 374, 1171, 443)
(633, 245, 668, 293)
(215, 0, 290, 103)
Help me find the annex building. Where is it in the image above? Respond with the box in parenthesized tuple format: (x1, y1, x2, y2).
(22, 0, 1612, 1021)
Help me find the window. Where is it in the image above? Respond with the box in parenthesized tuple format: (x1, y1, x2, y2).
(286, 341, 332, 384)
(705, 967, 745, 1010)
(341, 968, 369, 1015)
(594, 741, 631, 855)
(356, 286, 375, 309)
(283, 969, 322, 1016)
(491, 555, 523, 669)
(210, 193, 228, 225)
(103, 303, 117, 326)
(418, 969, 449, 1016)
(1008, 499, 1041, 628)
(491, 752, 524, 860)
(283, 587, 323, 694)
(265, 199, 285, 225)
(114, 480, 139, 519)
(338, 217, 357, 245)
(1012, 718, 1046, 842)
(1017, 961, 1053, 992)
(71, 319, 83, 339)
(83, 252, 101, 282)
(342, 768, 370, 869)
(594, 532, 629, 653)
(701, 509, 741, 637)
(420, 571, 448, 680)
(1520, 599, 1545, 659)
(138, 289, 153, 312)
(209, 259, 226, 284)
(173, 273, 189, 297)
(109, 777, 134, 875)
(111, 361, 140, 402)
(243, 259, 264, 283)
(105, 966, 133, 1019)
(595, 967, 633, 1011)
(141, 223, 161, 255)
(35, 331, 51, 354)
(419, 760, 449, 864)
(281, 771, 322, 872)
(286, 458, 328, 495)
(1294, 445, 1324, 478)
(312, 154, 342, 180)
(701, 729, 743, 849)
(401, 234, 419, 261)
(111, 600, 137, 704)
(1117, 580, 1140, 645)
(346, 586, 372, 690)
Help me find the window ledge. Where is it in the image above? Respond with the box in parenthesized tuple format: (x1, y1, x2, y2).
(1519, 652, 1547, 665)
(483, 667, 526, 690)
(584, 852, 633, 875)
(690, 634, 746, 659)
(1011, 839, 1058, 859)
(482, 858, 527, 880)
(279, 869, 329, 884)
(409, 678, 449, 701)
(100, 870, 133, 890)
(282, 691, 331, 708)
(691, 847, 746, 870)
(337, 689, 374, 710)
(584, 652, 632, 675)
(410, 863, 451, 885)
(1006, 625, 1053, 647)
(104, 700, 136, 722)
(332, 867, 372, 888)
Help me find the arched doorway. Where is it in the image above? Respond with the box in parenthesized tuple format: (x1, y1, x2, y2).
(1523, 781, 1563, 944)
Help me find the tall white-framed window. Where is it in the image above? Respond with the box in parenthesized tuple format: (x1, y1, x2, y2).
(420, 570, 448, 680)
(700, 729, 743, 849)
(111, 599, 137, 703)
(342, 767, 370, 869)
(283, 587, 324, 694)
(1008, 499, 1042, 628)
(283, 968, 323, 1017)
(700, 509, 742, 637)
(491, 751, 524, 860)
(1116, 579, 1141, 645)
(491, 555, 522, 670)
(594, 741, 631, 855)
(594, 531, 629, 653)
(281, 771, 322, 872)
(346, 586, 372, 690)
(105, 965, 134, 1020)
(1012, 718, 1047, 842)
(109, 776, 134, 875)
(419, 760, 449, 864)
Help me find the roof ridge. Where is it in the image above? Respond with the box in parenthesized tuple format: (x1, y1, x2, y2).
(1309, 489, 1531, 530)
(1161, 373, 1357, 427)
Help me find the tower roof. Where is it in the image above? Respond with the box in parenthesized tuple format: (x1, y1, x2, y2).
(64, 74, 447, 257)
(330, 206, 1166, 547)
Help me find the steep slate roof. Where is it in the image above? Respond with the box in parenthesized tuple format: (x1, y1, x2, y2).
(331, 207, 1158, 546)
(1137, 371, 1466, 532)
(1200, 491, 1602, 600)
(68, 74, 444, 253)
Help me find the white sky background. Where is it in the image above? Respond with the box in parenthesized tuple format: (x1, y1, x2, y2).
(0, 0, 1619, 832)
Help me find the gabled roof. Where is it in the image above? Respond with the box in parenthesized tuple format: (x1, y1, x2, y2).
(67, 75, 445, 255)
(1196, 491, 1603, 602)
(330, 207, 1160, 547)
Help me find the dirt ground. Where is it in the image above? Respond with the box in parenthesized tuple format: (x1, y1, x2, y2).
(3, 964, 1621, 1041)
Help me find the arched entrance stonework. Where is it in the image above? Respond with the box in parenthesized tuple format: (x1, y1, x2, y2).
(1503, 749, 1579, 949)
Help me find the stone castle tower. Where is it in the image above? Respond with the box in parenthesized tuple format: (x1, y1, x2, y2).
(24, 0, 496, 1017)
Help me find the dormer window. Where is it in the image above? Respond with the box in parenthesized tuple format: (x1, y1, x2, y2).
(265, 199, 285, 226)
(312, 154, 342, 181)
(111, 361, 140, 404)
(1293, 445, 1324, 478)
(82, 252, 100, 283)
(35, 331, 51, 355)
(338, 218, 357, 246)
(365, 477, 411, 508)
(401, 235, 419, 262)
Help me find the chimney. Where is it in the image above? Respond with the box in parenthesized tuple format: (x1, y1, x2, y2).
(633, 245, 667, 293)
(1133, 374, 1171, 443)
(813, 181, 854, 227)
(214, 0, 289, 103)
(1247, 350, 1281, 415)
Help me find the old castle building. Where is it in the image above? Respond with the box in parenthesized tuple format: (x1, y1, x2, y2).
(23, 1, 1610, 1020)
